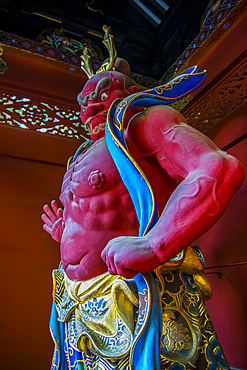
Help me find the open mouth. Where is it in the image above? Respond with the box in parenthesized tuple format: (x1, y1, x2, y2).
(85, 112, 107, 135)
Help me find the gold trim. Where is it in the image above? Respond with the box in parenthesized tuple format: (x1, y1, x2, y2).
(193, 272, 212, 302)
(50, 326, 60, 369)
(88, 31, 104, 39)
(67, 156, 74, 170)
(116, 70, 206, 128)
(32, 12, 62, 23)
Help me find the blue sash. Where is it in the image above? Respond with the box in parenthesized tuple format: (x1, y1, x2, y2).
(105, 66, 207, 370)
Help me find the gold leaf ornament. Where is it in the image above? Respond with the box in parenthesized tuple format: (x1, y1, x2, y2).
(80, 47, 95, 79)
(0, 45, 8, 74)
(80, 25, 117, 78)
(97, 25, 117, 73)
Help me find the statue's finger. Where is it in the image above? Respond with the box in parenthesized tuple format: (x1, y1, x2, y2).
(41, 213, 53, 228)
(51, 200, 60, 217)
(101, 248, 107, 262)
(43, 223, 52, 234)
(107, 258, 118, 275)
(43, 204, 57, 223)
(57, 208, 63, 218)
(107, 252, 118, 275)
(116, 266, 137, 279)
(108, 267, 117, 276)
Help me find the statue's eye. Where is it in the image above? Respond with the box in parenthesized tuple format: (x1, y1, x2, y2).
(100, 91, 109, 101)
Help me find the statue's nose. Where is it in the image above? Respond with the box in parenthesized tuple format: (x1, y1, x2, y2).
(86, 102, 104, 117)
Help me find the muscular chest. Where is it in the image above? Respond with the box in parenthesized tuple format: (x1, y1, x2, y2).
(60, 138, 123, 202)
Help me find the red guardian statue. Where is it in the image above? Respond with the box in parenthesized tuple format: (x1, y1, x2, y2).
(42, 25, 244, 370)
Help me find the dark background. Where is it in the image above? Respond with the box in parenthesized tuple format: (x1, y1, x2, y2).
(0, 0, 209, 78)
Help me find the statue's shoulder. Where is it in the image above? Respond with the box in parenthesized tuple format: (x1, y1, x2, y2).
(131, 104, 183, 130)
(66, 139, 94, 169)
(128, 104, 184, 155)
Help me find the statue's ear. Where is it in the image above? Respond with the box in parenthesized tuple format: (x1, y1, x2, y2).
(129, 86, 140, 94)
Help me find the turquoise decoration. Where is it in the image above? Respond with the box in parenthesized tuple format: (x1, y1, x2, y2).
(105, 66, 207, 370)
(50, 302, 68, 370)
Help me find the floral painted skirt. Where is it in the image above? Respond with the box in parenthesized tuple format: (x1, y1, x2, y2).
(50, 246, 229, 370)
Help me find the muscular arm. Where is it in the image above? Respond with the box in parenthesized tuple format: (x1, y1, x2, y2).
(102, 105, 244, 277)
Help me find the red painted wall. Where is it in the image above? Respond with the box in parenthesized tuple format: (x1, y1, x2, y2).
(196, 102, 247, 368)
(0, 46, 86, 369)
(0, 126, 79, 369)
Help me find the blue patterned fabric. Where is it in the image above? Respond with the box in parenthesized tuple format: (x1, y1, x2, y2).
(50, 269, 86, 370)
(50, 301, 69, 370)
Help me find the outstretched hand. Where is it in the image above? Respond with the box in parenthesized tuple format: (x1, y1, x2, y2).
(41, 200, 64, 243)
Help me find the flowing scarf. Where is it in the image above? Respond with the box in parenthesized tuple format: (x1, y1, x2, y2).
(105, 66, 207, 370)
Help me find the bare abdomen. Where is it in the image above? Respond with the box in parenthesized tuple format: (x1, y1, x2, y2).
(60, 183, 139, 281)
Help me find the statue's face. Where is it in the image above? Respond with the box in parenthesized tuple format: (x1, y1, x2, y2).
(78, 72, 134, 142)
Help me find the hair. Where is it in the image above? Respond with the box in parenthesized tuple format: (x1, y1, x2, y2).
(99, 56, 137, 93)
(110, 72, 137, 93)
